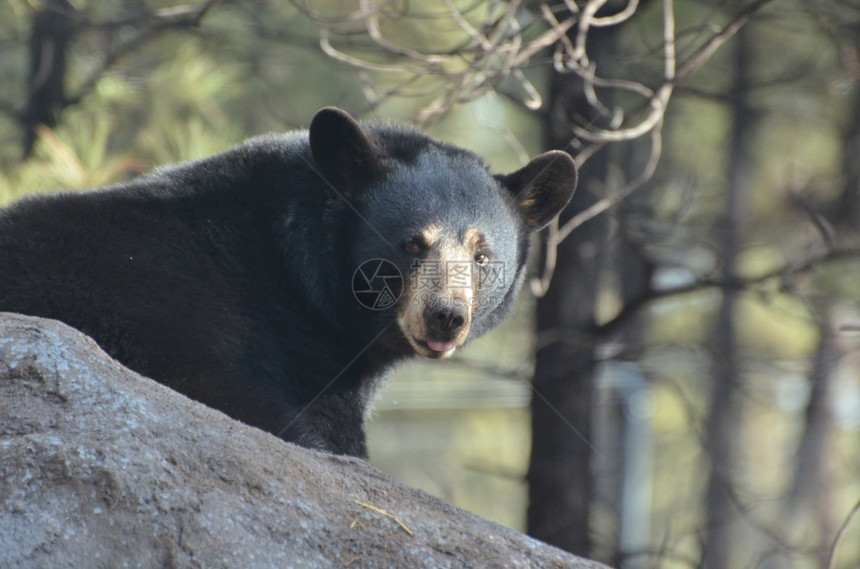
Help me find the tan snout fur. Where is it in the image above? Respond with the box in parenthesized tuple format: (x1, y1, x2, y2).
(397, 227, 482, 359)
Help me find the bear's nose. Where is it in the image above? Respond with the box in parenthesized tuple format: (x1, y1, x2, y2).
(425, 303, 468, 337)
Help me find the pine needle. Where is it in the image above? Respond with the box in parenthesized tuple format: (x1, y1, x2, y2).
(352, 500, 414, 537)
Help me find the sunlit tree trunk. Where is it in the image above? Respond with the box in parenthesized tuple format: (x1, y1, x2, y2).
(610, 157, 656, 569)
(833, 24, 860, 229)
(778, 313, 839, 568)
(22, 0, 76, 159)
(702, 25, 755, 569)
(779, 26, 860, 562)
(526, 20, 613, 558)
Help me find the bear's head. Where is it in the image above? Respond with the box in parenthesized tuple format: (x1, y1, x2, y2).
(309, 107, 577, 359)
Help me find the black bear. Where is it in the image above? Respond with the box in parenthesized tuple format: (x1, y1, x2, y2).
(0, 108, 576, 457)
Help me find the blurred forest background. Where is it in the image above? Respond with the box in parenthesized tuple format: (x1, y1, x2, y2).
(1, 1, 859, 568)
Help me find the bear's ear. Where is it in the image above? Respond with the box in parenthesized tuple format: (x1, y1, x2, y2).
(309, 107, 382, 191)
(502, 150, 577, 230)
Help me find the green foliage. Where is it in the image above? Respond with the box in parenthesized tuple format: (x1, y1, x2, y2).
(0, 77, 142, 203)
(137, 43, 244, 163)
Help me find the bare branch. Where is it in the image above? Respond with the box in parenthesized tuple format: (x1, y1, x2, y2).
(827, 498, 860, 569)
(673, 0, 775, 85)
(596, 245, 860, 337)
(558, 124, 663, 242)
(662, 0, 676, 82)
(591, 0, 640, 27)
(302, 0, 782, 293)
(301, 1, 583, 123)
(549, 0, 777, 246)
(529, 218, 560, 298)
(65, 1, 223, 107)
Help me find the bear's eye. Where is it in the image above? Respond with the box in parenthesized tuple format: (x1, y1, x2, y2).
(404, 237, 424, 255)
(474, 253, 490, 265)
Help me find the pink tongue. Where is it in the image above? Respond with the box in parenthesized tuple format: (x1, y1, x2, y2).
(427, 340, 455, 353)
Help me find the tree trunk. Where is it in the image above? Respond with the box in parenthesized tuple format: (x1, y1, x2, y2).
(527, 182, 608, 557)
(527, 22, 613, 558)
(22, 0, 76, 159)
(833, 23, 860, 228)
(780, 24, 860, 557)
(777, 313, 839, 568)
(702, 25, 755, 569)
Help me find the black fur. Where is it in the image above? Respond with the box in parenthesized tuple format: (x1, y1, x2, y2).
(0, 108, 575, 457)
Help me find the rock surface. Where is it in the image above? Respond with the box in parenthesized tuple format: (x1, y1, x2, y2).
(0, 313, 608, 569)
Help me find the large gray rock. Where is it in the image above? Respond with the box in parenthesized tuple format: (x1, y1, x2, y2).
(0, 313, 607, 569)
